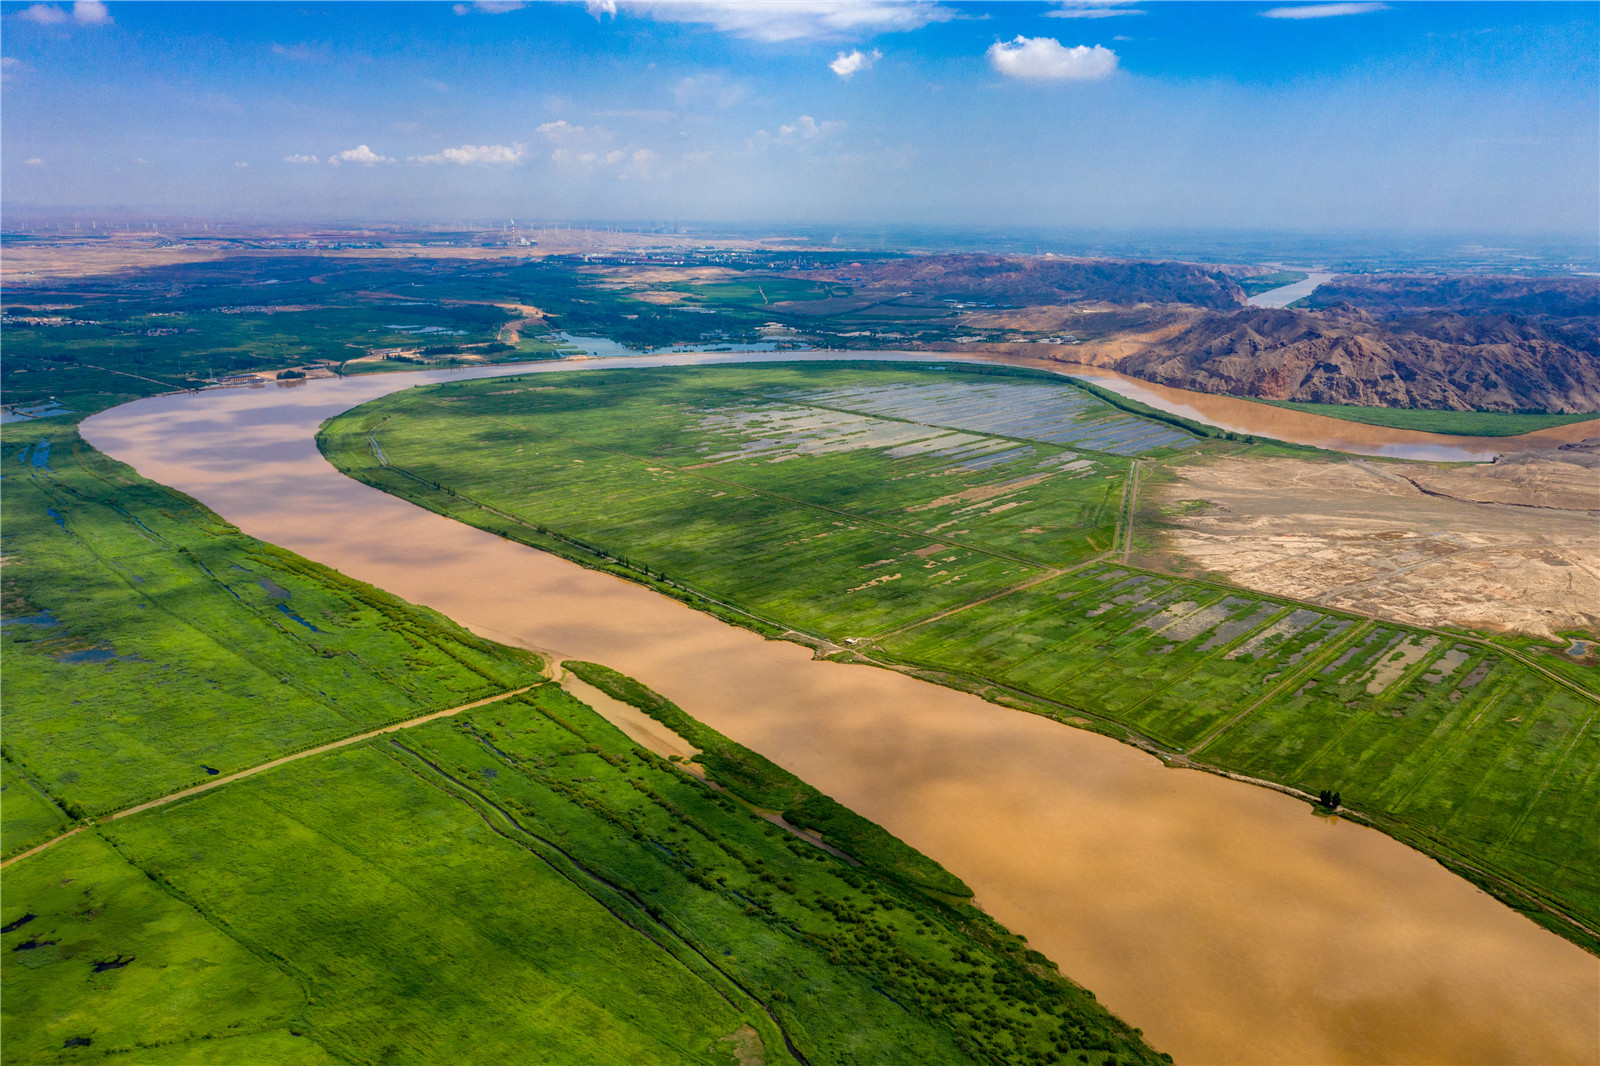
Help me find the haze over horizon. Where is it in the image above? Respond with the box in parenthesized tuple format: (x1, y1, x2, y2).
(2, 0, 1596, 239)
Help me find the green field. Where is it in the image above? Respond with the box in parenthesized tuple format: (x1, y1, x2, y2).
(321, 362, 1600, 951)
(1242, 398, 1599, 437)
(2, 680, 1162, 1066)
(2, 412, 1163, 1064)
(1, 422, 545, 839)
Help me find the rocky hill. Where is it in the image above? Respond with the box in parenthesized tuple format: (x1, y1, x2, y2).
(825, 254, 1247, 310)
(1305, 274, 1600, 318)
(1113, 305, 1600, 413)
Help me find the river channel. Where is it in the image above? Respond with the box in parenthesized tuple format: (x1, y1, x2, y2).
(82, 352, 1599, 1065)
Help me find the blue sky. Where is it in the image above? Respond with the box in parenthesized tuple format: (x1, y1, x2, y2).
(2, 1, 1595, 235)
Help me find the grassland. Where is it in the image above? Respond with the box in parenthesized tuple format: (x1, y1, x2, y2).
(3, 680, 1164, 1066)
(2, 410, 1163, 1064)
(1241, 398, 1599, 437)
(1, 421, 545, 838)
(321, 362, 1600, 952)
(318, 364, 1144, 638)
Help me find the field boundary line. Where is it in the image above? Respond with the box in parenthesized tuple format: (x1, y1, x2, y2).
(1491, 706, 1598, 860)
(0, 686, 534, 872)
(1109, 560, 1599, 705)
(462, 409, 1054, 568)
(1188, 620, 1375, 756)
(1120, 459, 1140, 564)
(866, 564, 1076, 641)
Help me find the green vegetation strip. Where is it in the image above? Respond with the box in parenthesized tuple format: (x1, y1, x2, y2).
(564, 660, 970, 898)
(1240, 398, 1600, 437)
(320, 363, 1600, 953)
(2, 681, 1165, 1066)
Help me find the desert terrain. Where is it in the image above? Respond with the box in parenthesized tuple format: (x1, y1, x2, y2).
(1147, 443, 1600, 638)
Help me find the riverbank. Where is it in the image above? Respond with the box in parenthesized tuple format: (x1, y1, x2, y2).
(81, 355, 1600, 1064)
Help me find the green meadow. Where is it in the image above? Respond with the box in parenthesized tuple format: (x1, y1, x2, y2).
(2, 682, 1163, 1066)
(1, 412, 1162, 1064)
(321, 362, 1600, 951)
(1240, 398, 1599, 437)
(1, 423, 545, 833)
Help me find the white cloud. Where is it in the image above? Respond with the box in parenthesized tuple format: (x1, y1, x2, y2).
(328, 145, 394, 167)
(536, 120, 588, 141)
(24, 157, 44, 166)
(16, 4, 70, 24)
(1046, 1, 1143, 17)
(452, 1, 525, 13)
(234, 161, 249, 168)
(611, 1, 955, 43)
(134, 156, 149, 164)
(987, 36, 1118, 81)
(412, 143, 524, 166)
(830, 48, 881, 78)
(780, 115, 821, 139)
(16, 1, 108, 25)
(751, 114, 845, 149)
(283, 154, 320, 164)
(1261, 2, 1387, 17)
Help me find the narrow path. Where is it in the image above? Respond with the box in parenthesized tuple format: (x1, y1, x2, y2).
(0, 686, 533, 872)
(1121, 459, 1141, 564)
(1188, 621, 1374, 755)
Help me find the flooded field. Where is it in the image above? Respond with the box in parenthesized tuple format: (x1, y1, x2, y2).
(82, 353, 1599, 1065)
(971, 352, 1600, 461)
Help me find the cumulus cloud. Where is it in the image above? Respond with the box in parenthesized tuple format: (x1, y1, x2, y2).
(328, 145, 394, 167)
(829, 48, 881, 78)
(234, 161, 249, 168)
(16, 0, 108, 25)
(604, 1, 954, 43)
(1261, 2, 1387, 16)
(411, 143, 524, 165)
(283, 154, 320, 164)
(1047, 1, 1143, 16)
(24, 157, 44, 166)
(987, 36, 1118, 81)
(16, 4, 69, 24)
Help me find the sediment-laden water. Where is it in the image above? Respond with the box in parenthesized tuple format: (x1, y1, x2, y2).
(83, 353, 1599, 1065)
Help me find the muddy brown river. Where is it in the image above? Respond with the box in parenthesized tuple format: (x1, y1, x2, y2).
(82, 353, 1599, 1065)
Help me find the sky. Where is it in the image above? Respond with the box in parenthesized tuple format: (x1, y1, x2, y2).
(2, 0, 1596, 236)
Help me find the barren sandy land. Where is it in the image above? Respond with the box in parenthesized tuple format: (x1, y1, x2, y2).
(1150, 450, 1600, 638)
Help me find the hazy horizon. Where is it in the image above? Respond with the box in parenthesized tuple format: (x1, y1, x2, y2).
(2, 1, 1596, 239)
